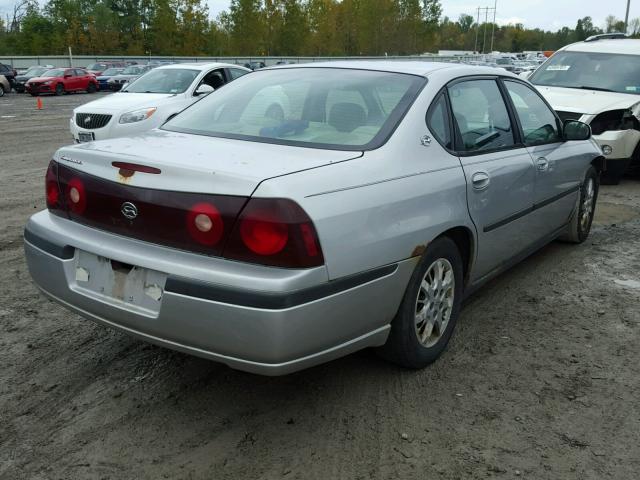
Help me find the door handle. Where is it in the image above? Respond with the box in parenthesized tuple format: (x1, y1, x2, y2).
(471, 171, 490, 190)
(537, 157, 549, 171)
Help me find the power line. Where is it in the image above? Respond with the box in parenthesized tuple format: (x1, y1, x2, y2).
(473, 5, 497, 54)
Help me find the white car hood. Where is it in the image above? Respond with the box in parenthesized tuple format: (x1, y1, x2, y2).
(536, 86, 640, 115)
(75, 93, 179, 113)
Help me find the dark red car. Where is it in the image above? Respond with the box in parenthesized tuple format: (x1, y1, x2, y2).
(25, 68, 98, 96)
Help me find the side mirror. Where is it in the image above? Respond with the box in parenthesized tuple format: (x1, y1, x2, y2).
(64, 74, 72, 78)
(564, 120, 591, 141)
(195, 84, 214, 96)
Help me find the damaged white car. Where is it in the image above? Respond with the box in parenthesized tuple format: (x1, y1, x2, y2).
(528, 34, 640, 184)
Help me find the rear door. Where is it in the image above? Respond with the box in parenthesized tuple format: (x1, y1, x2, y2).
(447, 77, 537, 281)
(502, 79, 583, 232)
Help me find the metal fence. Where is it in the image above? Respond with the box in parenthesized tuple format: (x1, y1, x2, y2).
(0, 54, 483, 69)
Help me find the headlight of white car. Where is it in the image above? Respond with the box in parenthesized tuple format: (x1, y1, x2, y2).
(119, 107, 157, 124)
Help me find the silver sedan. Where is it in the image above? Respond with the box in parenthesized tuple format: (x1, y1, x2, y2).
(24, 62, 603, 375)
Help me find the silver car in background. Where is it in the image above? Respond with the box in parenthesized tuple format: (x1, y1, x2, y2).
(24, 62, 602, 375)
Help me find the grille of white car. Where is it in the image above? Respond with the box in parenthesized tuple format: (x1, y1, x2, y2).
(76, 113, 112, 130)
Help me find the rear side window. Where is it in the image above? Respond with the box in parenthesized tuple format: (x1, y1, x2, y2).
(426, 94, 452, 149)
(504, 81, 561, 146)
(448, 79, 515, 153)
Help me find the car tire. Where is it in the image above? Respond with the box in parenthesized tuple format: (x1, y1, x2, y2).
(87, 83, 96, 93)
(560, 166, 599, 244)
(378, 236, 464, 369)
(0, 85, 4, 97)
(30, 92, 39, 97)
(55, 84, 64, 96)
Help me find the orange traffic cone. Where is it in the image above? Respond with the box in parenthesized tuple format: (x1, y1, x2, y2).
(36, 97, 43, 110)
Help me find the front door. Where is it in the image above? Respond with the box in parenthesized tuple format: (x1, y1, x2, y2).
(502, 80, 583, 233)
(447, 78, 537, 282)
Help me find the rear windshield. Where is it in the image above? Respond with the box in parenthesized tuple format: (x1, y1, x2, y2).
(163, 68, 425, 150)
(530, 51, 640, 95)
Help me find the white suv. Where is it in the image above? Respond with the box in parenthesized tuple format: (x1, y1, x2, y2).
(528, 34, 640, 184)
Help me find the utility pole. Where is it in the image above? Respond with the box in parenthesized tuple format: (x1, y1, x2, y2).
(473, 5, 497, 54)
(475, 7, 481, 53)
(490, 0, 498, 53)
(625, 0, 631, 32)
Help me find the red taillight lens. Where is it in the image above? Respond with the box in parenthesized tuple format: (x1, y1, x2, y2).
(240, 211, 289, 255)
(186, 202, 224, 246)
(224, 198, 324, 268)
(65, 177, 87, 214)
(45, 160, 63, 214)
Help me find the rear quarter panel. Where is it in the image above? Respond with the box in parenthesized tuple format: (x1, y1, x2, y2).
(254, 79, 474, 280)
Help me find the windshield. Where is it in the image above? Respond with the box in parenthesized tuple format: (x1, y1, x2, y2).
(101, 68, 121, 76)
(42, 69, 65, 77)
(530, 51, 640, 94)
(163, 68, 425, 150)
(123, 68, 199, 94)
(26, 67, 47, 76)
(87, 63, 107, 70)
(122, 66, 144, 75)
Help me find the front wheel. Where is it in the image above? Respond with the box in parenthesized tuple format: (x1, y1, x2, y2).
(87, 82, 97, 93)
(560, 166, 599, 244)
(55, 84, 64, 96)
(0, 85, 4, 97)
(378, 236, 464, 369)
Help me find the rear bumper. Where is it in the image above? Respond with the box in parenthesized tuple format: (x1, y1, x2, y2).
(24, 211, 413, 375)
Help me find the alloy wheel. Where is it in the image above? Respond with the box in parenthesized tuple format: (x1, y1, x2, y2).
(414, 258, 455, 348)
(580, 178, 595, 232)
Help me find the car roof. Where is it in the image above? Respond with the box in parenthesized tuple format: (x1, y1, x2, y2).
(269, 60, 518, 78)
(564, 38, 640, 55)
(154, 62, 249, 71)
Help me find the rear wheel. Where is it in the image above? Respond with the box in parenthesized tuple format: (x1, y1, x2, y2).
(87, 82, 97, 93)
(55, 83, 64, 96)
(0, 85, 5, 97)
(560, 166, 599, 243)
(378, 237, 463, 369)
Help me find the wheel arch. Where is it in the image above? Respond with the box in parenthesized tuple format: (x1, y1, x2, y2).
(591, 155, 606, 173)
(435, 226, 475, 287)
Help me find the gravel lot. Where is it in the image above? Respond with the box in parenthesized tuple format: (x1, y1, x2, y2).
(1, 92, 639, 480)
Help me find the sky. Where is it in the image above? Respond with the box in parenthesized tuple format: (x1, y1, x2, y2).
(1, 0, 639, 32)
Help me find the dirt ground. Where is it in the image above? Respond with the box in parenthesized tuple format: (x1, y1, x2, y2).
(1, 92, 639, 480)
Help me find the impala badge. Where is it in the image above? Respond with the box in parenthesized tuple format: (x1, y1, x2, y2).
(121, 202, 138, 220)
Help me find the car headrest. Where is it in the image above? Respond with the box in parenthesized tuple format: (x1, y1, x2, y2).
(329, 102, 366, 133)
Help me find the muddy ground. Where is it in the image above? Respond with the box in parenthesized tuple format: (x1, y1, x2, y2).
(1, 92, 639, 480)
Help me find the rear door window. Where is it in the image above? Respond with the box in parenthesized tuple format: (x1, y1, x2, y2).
(426, 93, 452, 150)
(448, 79, 516, 153)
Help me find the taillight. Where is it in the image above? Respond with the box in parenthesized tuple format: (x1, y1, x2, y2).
(45, 160, 64, 215)
(186, 202, 224, 246)
(223, 198, 324, 268)
(66, 177, 87, 214)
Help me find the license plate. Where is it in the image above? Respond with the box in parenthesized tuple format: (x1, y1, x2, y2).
(73, 250, 167, 315)
(78, 132, 94, 143)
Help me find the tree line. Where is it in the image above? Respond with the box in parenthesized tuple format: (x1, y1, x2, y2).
(1, 0, 639, 57)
